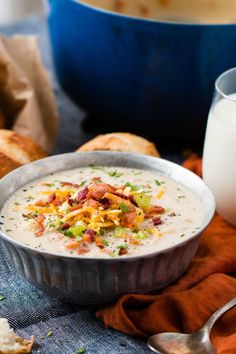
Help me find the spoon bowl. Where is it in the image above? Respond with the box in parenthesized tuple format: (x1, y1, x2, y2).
(147, 297, 236, 354)
(148, 329, 215, 354)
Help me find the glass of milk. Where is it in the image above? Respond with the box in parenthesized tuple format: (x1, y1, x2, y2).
(203, 67, 236, 226)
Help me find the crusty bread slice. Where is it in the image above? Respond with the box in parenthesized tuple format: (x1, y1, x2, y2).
(0, 129, 47, 179)
(0, 318, 34, 354)
(77, 132, 160, 157)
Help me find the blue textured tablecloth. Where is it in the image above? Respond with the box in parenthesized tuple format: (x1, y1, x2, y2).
(0, 15, 153, 354)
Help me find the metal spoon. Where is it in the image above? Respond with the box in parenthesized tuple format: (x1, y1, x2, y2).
(147, 297, 236, 354)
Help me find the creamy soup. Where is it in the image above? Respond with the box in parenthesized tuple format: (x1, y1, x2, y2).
(1, 166, 203, 258)
(81, 0, 236, 24)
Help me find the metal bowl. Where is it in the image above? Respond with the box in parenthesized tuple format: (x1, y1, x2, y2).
(46, 0, 236, 139)
(0, 152, 215, 305)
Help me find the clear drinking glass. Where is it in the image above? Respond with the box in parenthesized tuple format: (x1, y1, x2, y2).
(203, 68, 236, 226)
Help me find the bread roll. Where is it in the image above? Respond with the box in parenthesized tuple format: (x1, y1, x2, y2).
(0, 129, 47, 179)
(77, 132, 160, 157)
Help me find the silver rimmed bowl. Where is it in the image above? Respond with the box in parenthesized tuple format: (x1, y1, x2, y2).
(0, 152, 215, 305)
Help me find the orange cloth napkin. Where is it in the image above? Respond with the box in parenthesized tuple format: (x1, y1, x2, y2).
(97, 156, 236, 354)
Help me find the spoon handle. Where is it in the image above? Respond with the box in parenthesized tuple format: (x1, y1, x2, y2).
(203, 297, 236, 333)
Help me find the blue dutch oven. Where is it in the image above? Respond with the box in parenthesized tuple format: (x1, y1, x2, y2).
(47, 0, 236, 139)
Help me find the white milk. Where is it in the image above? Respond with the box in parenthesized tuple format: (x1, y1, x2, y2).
(203, 93, 236, 225)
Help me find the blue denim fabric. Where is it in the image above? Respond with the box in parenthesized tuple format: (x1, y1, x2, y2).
(0, 16, 151, 354)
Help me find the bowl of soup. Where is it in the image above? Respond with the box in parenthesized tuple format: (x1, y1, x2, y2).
(0, 152, 215, 304)
(46, 0, 236, 139)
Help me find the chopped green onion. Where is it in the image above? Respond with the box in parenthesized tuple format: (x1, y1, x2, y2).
(135, 231, 147, 240)
(63, 230, 74, 237)
(133, 193, 151, 209)
(155, 179, 165, 186)
(0, 295, 6, 301)
(109, 244, 128, 257)
(155, 179, 161, 186)
(125, 182, 141, 191)
(90, 165, 104, 170)
(117, 244, 128, 249)
(109, 250, 119, 257)
(65, 225, 86, 238)
(146, 228, 154, 234)
(47, 330, 53, 337)
(77, 347, 86, 353)
(108, 170, 123, 178)
(119, 203, 130, 213)
(133, 171, 142, 175)
(113, 226, 125, 238)
(101, 239, 109, 246)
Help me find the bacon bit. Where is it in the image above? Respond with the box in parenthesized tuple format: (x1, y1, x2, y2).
(35, 214, 46, 237)
(113, 192, 138, 207)
(82, 234, 93, 243)
(61, 223, 71, 230)
(35, 214, 45, 224)
(87, 183, 116, 201)
(121, 207, 137, 228)
(53, 196, 67, 207)
(100, 198, 110, 209)
(65, 241, 80, 250)
(84, 198, 99, 208)
(68, 204, 83, 212)
(85, 229, 96, 242)
(68, 198, 74, 206)
(119, 247, 128, 256)
(125, 235, 140, 245)
(48, 193, 56, 204)
(153, 216, 163, 226)
(92, 176, 102, 182)
(95, 237, 104, 249)
(35, 200, 48, 207)
(77, 247, 89, 255)
(77, 186, 89, 202)
(22, 212, 36, 219)
(60, 181, 81, 188)
(145, 205, 165, 218)
(35, 193, 56, 208)
(128, 195, 138, 207)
